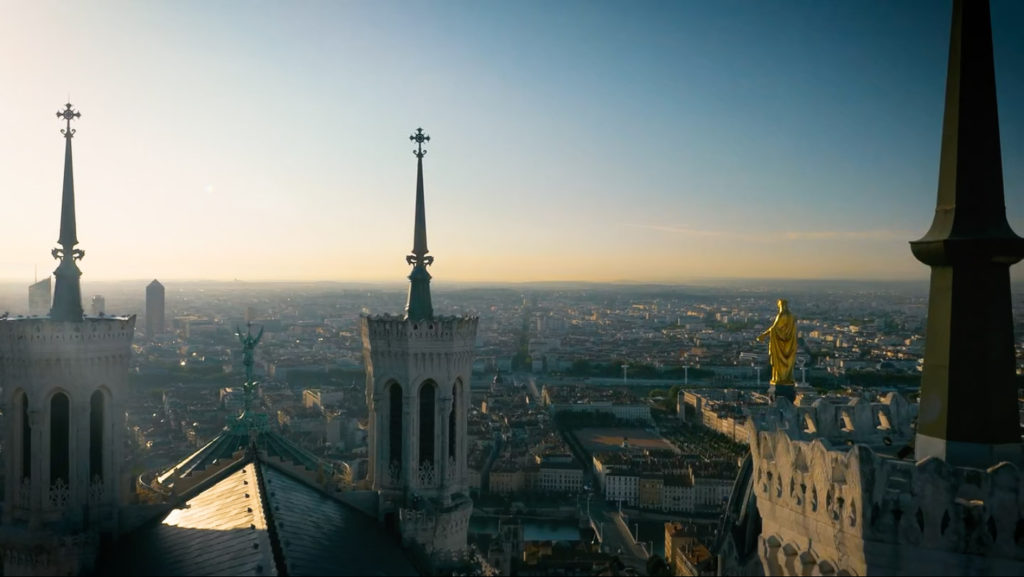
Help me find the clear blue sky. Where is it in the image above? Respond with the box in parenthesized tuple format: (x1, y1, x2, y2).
(0, 0, 1022, 283)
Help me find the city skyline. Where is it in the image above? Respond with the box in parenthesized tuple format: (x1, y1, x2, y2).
(2, 1, 1023, 284)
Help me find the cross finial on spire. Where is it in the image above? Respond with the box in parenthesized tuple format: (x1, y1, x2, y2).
(405, 127, 434, 320)
(50, 101, 84, 321)
(410, 127, 430, 159)
(57, 103, 80, 139)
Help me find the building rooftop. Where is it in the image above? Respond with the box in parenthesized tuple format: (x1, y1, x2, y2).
(109, 460, 417, 576)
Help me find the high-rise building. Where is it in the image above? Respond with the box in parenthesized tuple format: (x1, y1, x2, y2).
(0, 103, 135, 575)
(90, 294, 105, 316)
(362, 129, 478, 557)
(27, 277, 50, 316)
(146, 279, 164, 337)
(717, 3, 1024, 575)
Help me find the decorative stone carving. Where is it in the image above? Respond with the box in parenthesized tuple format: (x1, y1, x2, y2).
(418, 460, 437, 488)
(88, 477, 104, 505)
(49, 478, 69, 509)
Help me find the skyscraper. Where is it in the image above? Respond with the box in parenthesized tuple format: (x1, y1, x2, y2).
(361, 128, 478, 557)
(27, 277, 50, 316)
(146, 279, 164, 337)
(0, 103, 135, 575)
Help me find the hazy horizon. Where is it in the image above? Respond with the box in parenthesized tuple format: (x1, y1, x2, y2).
(2, 1, 1023, 284)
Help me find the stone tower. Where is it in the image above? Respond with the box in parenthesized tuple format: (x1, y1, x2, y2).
(0, 104, 136, 575)
(361, 128, 478, 556)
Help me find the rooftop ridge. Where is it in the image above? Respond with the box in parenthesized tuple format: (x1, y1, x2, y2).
(253, 458, 288, 577)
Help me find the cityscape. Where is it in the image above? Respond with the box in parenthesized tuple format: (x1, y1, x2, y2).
(0, 0, 1023, 576)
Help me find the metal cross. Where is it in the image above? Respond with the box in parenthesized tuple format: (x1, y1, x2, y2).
(57, 103, 80, 138)
(410, 127, 430, 158)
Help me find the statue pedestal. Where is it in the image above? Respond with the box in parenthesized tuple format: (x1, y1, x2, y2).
(768, 383, 795, 403)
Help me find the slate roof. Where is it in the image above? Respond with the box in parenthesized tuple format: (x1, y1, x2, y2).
(113, 463, 275, 576)
(155, 415, 322, 493)
(105, 407, 417, 577)
(261, 466, 417, 576)
(107, 459, 418, 576)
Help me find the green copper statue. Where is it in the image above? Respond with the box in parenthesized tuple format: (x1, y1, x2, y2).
(236, 323, 264, 410)
(756, 299, 797, 385)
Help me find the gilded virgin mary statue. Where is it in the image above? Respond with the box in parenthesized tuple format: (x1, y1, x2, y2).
(756, 298, 797, 385)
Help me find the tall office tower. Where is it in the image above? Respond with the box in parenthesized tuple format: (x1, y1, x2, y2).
(361, 129, 478, 556)
(28, 277, 51, 316)
(90, 295, 105, 316)
(718, 3, 1024, 575)
(145, 279, 164, 337)
(0, 104, 135, 575)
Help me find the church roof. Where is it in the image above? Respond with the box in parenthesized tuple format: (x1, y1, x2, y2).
(108, 459, 418, 576)
(155, 416, 322, 491)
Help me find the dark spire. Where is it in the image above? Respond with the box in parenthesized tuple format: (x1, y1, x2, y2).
(405, 128, 434, 320)
(50, 103, 84, 322)
(910, 0, 1024, 467)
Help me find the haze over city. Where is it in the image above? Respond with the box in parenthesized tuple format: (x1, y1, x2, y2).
(1, 0, 1023, 284)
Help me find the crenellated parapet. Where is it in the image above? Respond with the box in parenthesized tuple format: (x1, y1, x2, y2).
(751, 392, 916, 448)
(361, 313, 478, 402)
(361, 314, 479, 352)
(751, 427, 1024, 575)
(0, 317, 135, 388)
(0, 317, 134, 356)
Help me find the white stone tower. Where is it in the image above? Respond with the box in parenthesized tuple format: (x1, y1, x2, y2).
(361, 128, 478, 556)
(0, 104, 136, 575)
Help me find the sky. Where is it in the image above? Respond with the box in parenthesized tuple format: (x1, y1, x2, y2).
(1, 0, 1023, 285)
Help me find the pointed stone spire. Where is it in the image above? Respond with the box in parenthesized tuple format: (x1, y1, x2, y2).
(405, 128, 434, 320)
(50, 103, 84, 322)
(910, 0, 1024, 467)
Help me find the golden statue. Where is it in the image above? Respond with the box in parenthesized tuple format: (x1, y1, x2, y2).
(756, 298, 797, 385)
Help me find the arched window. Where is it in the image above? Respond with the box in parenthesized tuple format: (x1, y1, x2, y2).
(419, 381, 436, 467)
(389, 383, 403, 469)
(449, 382, 458, 459)
(50, 392, 70, 486)
(20, 392, 30, 481)
(90, 390, 105, 482)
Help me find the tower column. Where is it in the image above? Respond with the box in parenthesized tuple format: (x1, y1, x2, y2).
(458, 378, 467, 488)
(3, 406, 13, 524)
(403, 391, 415, 488)
(29, 409, 44, 529)
(910, 0, 1024, 467)
(371, 393, 382, 487)
(439, 395, 453, 497)
(71, 393, 88, 526)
